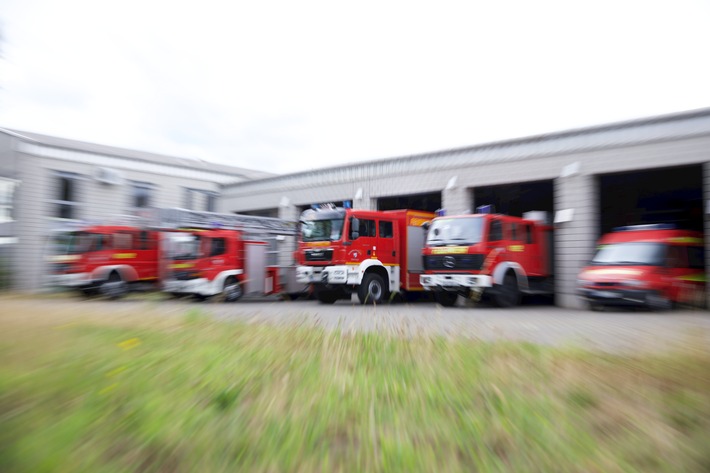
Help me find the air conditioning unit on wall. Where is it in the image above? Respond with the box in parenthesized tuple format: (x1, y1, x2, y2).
(94, 167, 125, 186)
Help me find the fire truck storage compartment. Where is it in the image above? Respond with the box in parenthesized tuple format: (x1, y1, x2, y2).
(377, 192, 442, 213)
(473, 180, 554, 218)
(407, 225, 427, 275)
(598, 164, 704, 235)
(244, 241, 268, 294)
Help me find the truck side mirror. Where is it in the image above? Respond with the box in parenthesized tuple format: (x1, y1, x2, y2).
(350, 217, 360, 240)
(422, 221, 430, 231)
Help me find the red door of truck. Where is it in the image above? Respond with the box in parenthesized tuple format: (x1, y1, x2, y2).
(376, 218, 397, 267)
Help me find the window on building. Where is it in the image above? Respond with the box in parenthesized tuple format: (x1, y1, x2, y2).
(54, 172, 80, 220)
(0, 178, 18, 223)
(131, 181, 154, 209)
(185, 188, 218, 212)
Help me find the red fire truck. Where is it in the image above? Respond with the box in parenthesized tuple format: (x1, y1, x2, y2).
(48, 224, 162, 298)
(49, 208, 301, 301)
(577, 224, 705, 310)
(419, 211, 554, 307)
(296, 207, 435, 304)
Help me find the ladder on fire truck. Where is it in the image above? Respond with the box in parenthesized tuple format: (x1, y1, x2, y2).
(147, 208, 298, 237)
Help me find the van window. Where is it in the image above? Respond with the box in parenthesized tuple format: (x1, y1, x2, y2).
(687, 246, 705, 269)
(667, 246, 686, 268)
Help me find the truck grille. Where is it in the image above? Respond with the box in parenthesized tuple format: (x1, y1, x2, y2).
(424, 254, 484, 271)
(173, 270, 200, 281)
(305, 249, 333, 262)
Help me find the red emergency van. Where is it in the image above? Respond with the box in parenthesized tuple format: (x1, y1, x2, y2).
(577, 224, 705, 310)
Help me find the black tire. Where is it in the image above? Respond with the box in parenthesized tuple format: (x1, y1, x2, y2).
(222, 277, 243, 302)
(589, 301, 605, 312)
(316, 289, 339, 304)
(435, 291, 458, 307)
(192, 293, 208, 302)
(493, 272, 520, 308)
(358, 273, 389, 305)
(79, 287, 98, 299)
(100, 272, 128, 300)
(646, 291, 672, 312)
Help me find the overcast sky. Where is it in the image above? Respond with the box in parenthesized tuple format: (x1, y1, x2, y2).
(1, 0, 709, 174)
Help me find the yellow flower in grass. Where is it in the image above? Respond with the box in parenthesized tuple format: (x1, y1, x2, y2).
(106, 366, 127, 378)
(99, 383, 118, 395)
(117, 338, 141, 350)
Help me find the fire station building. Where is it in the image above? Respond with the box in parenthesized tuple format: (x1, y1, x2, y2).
(0, 129, 272, 291)
(2, 107, 710, 308)
(218, 108, 710, 309)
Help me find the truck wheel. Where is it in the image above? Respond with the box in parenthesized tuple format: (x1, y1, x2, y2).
(101, 272, 128, 300)
(435, 291, 458, 307)
(358, 273, 388, 305)
(79, 287, 98, 299)
(647, 291, 672, 312)
(316, 289, 339, 304)
(222, 277, 243, 302)
(493, 273, 520, 308)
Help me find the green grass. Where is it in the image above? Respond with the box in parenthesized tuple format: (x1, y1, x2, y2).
(1, 310, 709, 473)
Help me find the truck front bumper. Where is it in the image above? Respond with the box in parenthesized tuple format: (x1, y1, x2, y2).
(296, 265, 360, 285)
(49, 272, 93, 288)
(420, 274, 493, 291)
(578, 288, 651, 306)
(163, 278, 214, 296)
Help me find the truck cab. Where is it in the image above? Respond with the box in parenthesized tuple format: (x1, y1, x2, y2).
(49, 225, 160, 298)
(162, 229, 246, 301)
(296, 207, 433, 304)
(577, 225, 705, 310)
(420, 212, 554, 307)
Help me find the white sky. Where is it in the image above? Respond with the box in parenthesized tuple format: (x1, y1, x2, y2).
(1, 0, 709, 175)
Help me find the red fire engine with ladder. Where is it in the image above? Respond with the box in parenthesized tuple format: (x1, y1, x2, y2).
(420, 209, 554, 307)
(48, 208, 301, 301)
(296, 207, 435, 304)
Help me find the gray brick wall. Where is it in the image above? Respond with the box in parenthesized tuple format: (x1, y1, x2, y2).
(554, 174, 598, 308)
(705, 162, 710, 308)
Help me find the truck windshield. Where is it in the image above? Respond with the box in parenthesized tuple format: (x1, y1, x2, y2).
(299, 208, 346, 242)
(57, 231, 105, 254)
(301, 218, 344, 242)
(591, 242, 666, 266)
(426, 217, 484, 246)
(169, 234, 201, 260)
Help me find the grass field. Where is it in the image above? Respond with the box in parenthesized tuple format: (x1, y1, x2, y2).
(1, 306, 709, 473)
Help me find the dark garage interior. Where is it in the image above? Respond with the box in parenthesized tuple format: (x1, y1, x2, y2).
(598, 164, 703, 235)
(377, 192, 442, 213)
(473, 180, 554, 218)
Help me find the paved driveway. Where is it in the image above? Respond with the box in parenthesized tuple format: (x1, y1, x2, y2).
(3, 295, 709, 354)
